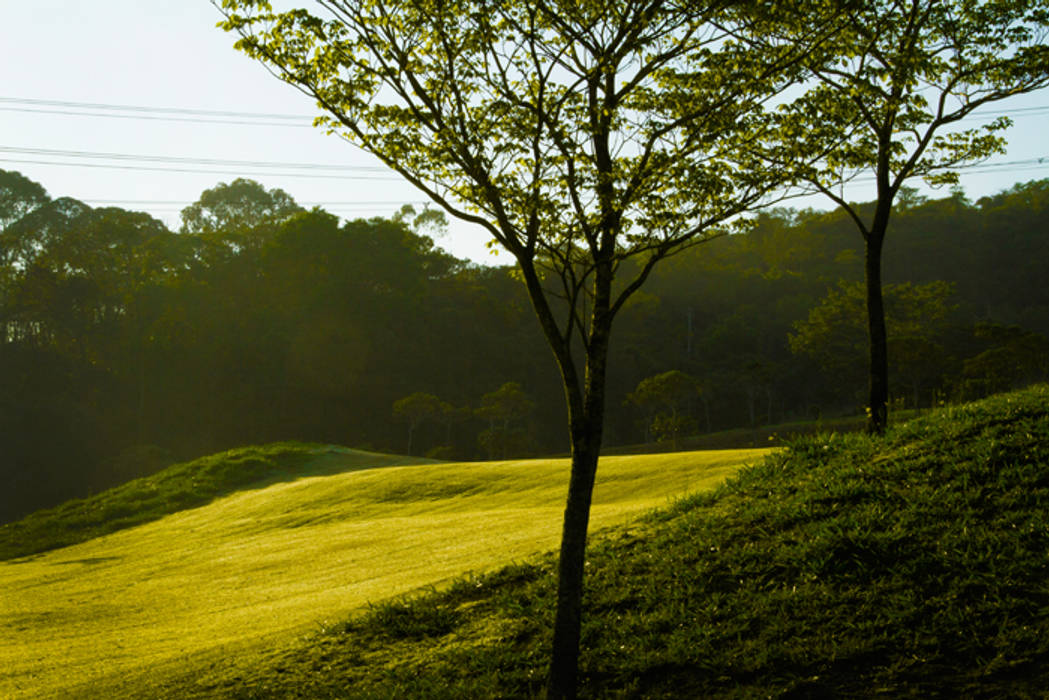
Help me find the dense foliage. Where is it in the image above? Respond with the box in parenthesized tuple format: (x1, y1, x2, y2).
(2, 171, 1048, 522)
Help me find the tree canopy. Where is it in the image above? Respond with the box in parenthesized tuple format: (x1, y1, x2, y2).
(216, 1, 841, 694)
(744, 0, 1049, 433)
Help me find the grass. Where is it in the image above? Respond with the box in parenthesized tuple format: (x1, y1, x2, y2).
(0, 442, 437, 561)
(0, 447, 764, 699)
(141, 384, 1049, 699)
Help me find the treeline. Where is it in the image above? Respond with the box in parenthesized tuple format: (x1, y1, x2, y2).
(2, 170, 1047, 522)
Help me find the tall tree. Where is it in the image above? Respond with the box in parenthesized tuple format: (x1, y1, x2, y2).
(790, 279, 957, 407)
(743, 0, 1049, 433)
(476, 381, 536, 459)
(627, 370, 702, 448)
(392, 391, 443, 455)
(0, 169, 49, 232)
(179, 178, 303, 238)
(217, 2, 833, 694)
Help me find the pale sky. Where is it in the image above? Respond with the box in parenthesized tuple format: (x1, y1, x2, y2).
(1, 1, 1047, 264)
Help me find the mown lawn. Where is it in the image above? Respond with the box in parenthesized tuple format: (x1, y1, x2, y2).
(0, 448, 765, 699)
(165, 385, 1049, 699)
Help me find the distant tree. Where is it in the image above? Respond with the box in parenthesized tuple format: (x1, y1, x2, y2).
(476, 382, 535, 460)
(391, 203, 449, 239)
(392, 391, 443, 456)
(218, 2, 838, 693)
(962, 323, 1049, 397)
(790, 280, 956, 407)
(0, 170, 50, 339)
(744, 0, 1049, 433)
(0, 169, 49, 231)
(627, 370, 702, 449)
(180, 178, 303, 237)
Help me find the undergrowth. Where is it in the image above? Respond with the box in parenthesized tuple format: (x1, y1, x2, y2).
(184, 385, 1049, 698)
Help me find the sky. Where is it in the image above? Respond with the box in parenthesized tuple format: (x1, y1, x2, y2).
(1, 1, 1048, 264)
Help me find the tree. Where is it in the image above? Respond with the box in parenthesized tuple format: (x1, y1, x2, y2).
(217, 2, 833, 694)
(179, 178, 303, 237)
(392, 391, 443, 455)
(790, 280, 956, 407)
(745, 0, 1049, 433)
(962, 322, 1049, 396)
(0, 169, 49, 231)
(476, 381, 536, 459)
(627, 370, 702, 448)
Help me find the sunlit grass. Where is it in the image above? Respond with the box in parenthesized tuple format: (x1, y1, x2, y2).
(163, 385, 1049, 700)
(0, 447, 767, 699)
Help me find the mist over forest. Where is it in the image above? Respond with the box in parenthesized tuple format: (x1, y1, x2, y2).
(2, 170, 1047, 523)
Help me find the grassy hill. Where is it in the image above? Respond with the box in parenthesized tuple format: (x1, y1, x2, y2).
(0, 446, 766, 699)
(148, 385, 1047, 698)
(0, 442, 441, 561)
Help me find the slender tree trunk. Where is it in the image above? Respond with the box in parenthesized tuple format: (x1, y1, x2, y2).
(865, 225, 889, 435)
(546, 273, 613, 700)
(546, 420, 602, 699)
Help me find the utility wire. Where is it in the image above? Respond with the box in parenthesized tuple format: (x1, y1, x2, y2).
(2, 95, 1046, 120)
(0, 96, 310, 120)
(0, 106, 314, 128)
(84, 199, 425, 207)
(0, 145, 388, 172)
(0, 158, 405, 181)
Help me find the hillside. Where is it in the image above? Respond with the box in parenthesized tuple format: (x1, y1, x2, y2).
(0, 442, 439, 561)
(159, 385, 1049, 698)
(0, 447, 765, 699)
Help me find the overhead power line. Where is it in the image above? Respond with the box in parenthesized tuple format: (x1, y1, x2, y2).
(1, 96, 1046, 129)
(84, 199, 426, 207)
(0, 145, 388, 172)
(0, 106, 314, 128)
(0, 145, 406, 180)
(0, 96, 310, 120)
(0, 158, 404, 180)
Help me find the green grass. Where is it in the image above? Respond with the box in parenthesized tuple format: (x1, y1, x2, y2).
(0, 447, 764, 699)
(0, 442, 437, 561)
(142, 385, 1049, 699)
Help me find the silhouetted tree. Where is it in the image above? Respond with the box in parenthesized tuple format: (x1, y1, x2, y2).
(217, 2, 831, 693)
(743, 0, 1049, 433)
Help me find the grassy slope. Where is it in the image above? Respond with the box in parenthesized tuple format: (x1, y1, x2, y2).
(0, 442, 439, 561)
(164, 385, 1049, 699)
(0, 447, 765, 699)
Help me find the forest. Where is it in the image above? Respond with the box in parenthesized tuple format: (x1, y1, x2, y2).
(2, 169, 1048, 523)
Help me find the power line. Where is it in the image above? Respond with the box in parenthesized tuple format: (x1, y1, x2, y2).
(0, 96, 310, 120)
(84, 199, 425, 207)
(0, 145, 389, 172)
(0, 158, 405, 181)
(5, 95, 1047, 119)
(0, 106, 314, 128)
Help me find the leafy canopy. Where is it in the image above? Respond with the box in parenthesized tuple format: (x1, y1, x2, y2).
(217, 0, 826, 333)
(751, 0, 1049, 217)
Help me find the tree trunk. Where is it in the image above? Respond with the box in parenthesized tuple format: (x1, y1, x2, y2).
(865, 226, 889, 435)
(546, 270, 613, 699)
(545, 426, 601, 699)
